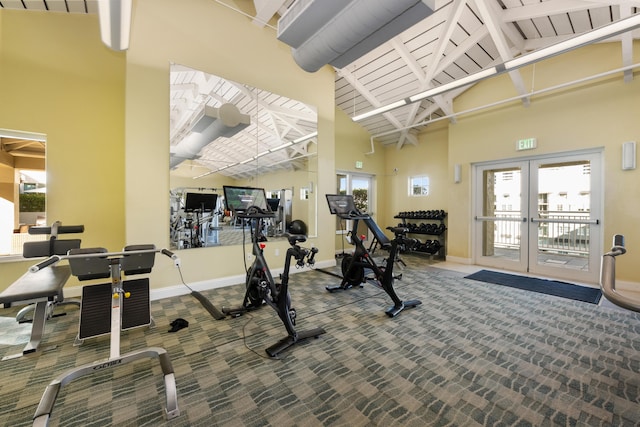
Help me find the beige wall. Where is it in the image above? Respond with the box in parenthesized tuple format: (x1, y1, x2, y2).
(0, 10, 125, 288)
(124, 0, 336, 287)
(333, 106, 387, 250)
(369, 43, 639, 284)
(380, 122, 449, 229)
(447, 43, 640, 283)
(1, 4, 638, 292)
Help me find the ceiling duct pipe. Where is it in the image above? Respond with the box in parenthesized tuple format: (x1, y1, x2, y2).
(170, 104, 250, 169)
(277, 0, 435, 72)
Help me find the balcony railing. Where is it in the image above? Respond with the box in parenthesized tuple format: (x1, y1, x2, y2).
(491, 210, 591, 256)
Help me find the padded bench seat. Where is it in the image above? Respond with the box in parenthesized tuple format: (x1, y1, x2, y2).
(0, 265, 71, 358)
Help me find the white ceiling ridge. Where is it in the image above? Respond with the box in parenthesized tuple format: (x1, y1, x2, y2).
(372, 61, 640, 142)
(353, 12, 640, 122)
(391, 0, 481, 144)
(474, 0, 530, 106)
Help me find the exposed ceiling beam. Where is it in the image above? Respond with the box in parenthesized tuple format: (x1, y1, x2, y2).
(620, 4, 635, 82)
(391, 0, 467, 148)
(474, 0, 530, 106)
(336, 67, 410, 136)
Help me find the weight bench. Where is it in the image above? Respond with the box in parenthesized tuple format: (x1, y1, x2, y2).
(0, 266, 71, 359)
(0, 222, 83, 360)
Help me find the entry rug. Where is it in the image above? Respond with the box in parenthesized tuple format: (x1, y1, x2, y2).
(465, 270, 602, 304)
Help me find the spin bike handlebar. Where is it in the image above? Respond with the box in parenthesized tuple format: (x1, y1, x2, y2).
(600, 234, 640, 312)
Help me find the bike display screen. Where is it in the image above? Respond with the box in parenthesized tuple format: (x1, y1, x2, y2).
(325, 194, 359, 217)
(223, 186, 269, 212)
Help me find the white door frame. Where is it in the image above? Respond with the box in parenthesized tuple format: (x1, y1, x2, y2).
(472, 148, 603, 283)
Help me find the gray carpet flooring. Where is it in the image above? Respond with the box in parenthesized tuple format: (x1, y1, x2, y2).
(1, 255, 639, 426)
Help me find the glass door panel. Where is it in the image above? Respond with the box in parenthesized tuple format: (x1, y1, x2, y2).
(529, 154, 600, 282)
(474, 152, 601, 283)
(474, 163, 528, 271)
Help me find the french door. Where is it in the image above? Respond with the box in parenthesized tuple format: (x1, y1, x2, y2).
(473, 151, 602, 283)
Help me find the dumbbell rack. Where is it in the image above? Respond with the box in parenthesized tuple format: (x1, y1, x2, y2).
(394, 210, 447, 260)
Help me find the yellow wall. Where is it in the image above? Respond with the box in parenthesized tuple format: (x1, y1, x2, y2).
(124, 0, 336, 287)
(0, 10, 125, 287)
(333, 106, 387, 249)
(447, 43, 640, 282)
(380, 122, 449, 228)
(368, 43, 640, 284)
(1, 4, 638, 292)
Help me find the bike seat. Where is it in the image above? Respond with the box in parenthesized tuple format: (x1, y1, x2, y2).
(387, 226, 409, 235)
(286, 233, 307, 245)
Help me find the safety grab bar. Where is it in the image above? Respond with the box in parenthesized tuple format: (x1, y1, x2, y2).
(600, 234, 640, 313)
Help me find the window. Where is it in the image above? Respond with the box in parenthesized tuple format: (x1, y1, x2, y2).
(335, 172, 372, 232)
(409, 175, 429, 196)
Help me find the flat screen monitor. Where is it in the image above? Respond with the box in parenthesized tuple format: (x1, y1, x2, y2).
(326, 194, 359, 217)
(223, 186, 268, 212)
(185, 192, 218, 212)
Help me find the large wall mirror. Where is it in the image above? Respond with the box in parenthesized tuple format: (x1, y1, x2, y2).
(169, 64, 318, 250)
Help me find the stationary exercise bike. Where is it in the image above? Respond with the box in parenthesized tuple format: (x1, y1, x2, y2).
(221, 186, 326, 357)
(325, 194, 422, 318)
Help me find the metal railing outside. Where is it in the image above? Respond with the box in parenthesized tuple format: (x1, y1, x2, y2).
(492, 210, 590, 256)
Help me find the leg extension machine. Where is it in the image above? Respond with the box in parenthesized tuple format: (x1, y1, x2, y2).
(29, 245, 180, 426)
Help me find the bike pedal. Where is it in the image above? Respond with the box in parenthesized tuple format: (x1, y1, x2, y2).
(394, 274, 403, 280)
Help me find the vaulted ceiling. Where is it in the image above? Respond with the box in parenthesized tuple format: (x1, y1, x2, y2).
(2, 0, 639, 176)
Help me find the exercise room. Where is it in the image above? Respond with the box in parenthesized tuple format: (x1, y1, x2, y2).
(1, 1, 639, 425)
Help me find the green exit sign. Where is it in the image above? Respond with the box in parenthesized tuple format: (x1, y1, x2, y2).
(516, 138, 537, 151)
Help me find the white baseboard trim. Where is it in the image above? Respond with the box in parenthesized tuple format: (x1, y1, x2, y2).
(443, 255, 472, 265)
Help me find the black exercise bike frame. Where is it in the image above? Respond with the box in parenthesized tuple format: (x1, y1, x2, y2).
(222, 207, 325, 357)
(331, 216, 422, 318)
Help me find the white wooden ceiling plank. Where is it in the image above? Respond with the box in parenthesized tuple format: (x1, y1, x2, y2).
(1, 0, 28, 9)
(502, 0, 594, 21)
(515, 20, 542, 40)
(23, 0, 48, 11)
(465, 43, 496, 67)
(548, 14, 574, 36)
(531, 16, 557, 37)
(348, 50, 400, 84)
(358, 57, 411, 87)
(589, 6, 614, 28)
(567, 10, 595, 32)
(440, 63, 469, 80)
(456, 3, 483, 34)
(371, 75, 421, 100)
(85, 0, 98, 14)
(67, 0, 89, 13)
